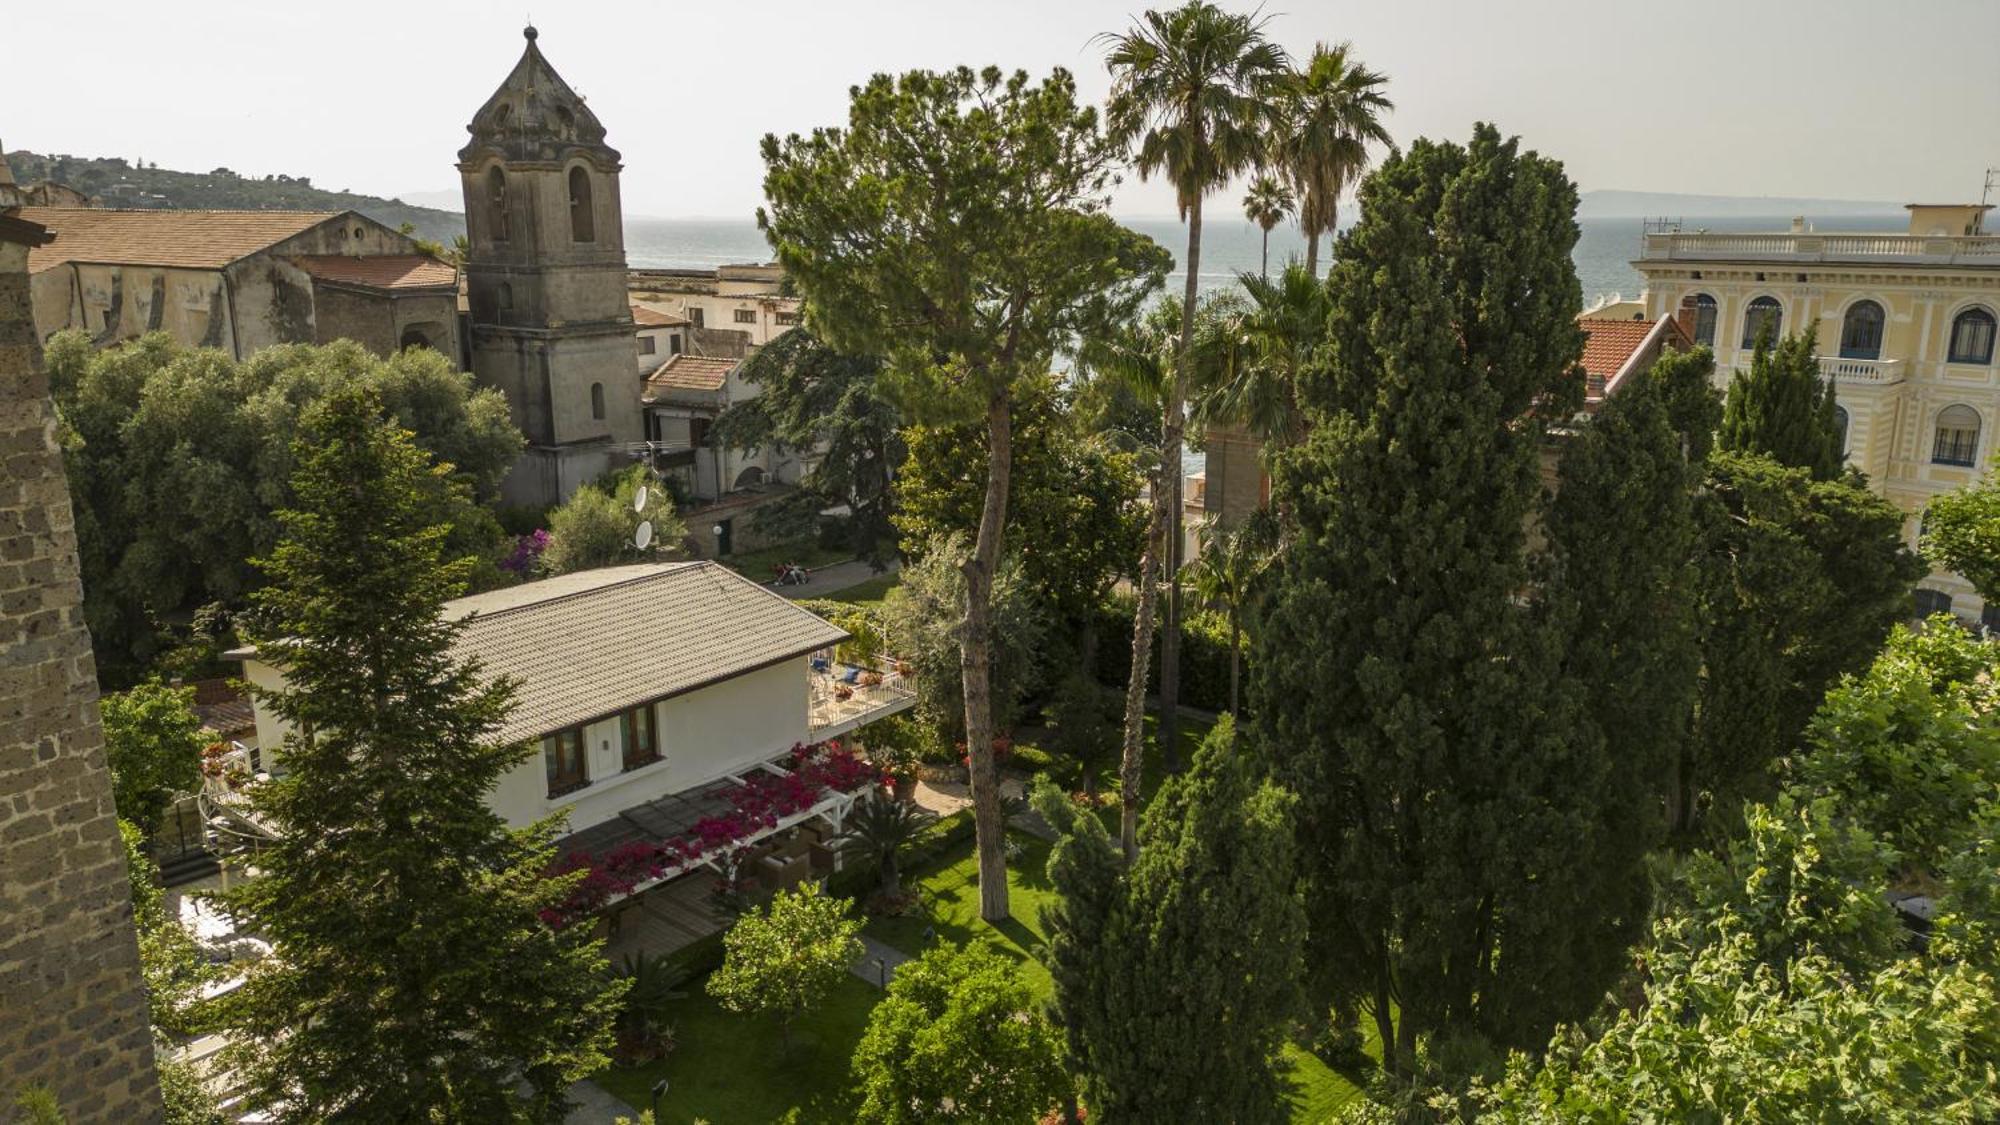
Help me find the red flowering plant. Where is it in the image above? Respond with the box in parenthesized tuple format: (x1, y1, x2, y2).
(542, 739, 880, 928)
(958, 736, 1014, 770)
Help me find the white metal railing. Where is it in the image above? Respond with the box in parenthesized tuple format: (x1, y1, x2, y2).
(808, 656, 916, 735)
(1641, 231, 2000, 265)
(1819, 356, 1906, 385)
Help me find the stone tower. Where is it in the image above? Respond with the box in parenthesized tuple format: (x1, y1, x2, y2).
(0, 210, 163, 1118)
(460, 26, 641, 507)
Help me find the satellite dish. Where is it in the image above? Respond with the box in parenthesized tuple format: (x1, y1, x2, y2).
(634, 520, 654, 551)
(634, 485, 649, 513)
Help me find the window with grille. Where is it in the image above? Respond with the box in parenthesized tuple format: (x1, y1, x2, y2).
(1741, 295, 1782, 348)
(1690, 293, 1717, 346)
(1839, 300, 1883, 360)
(1933, 404, 1982, 466)
(1949, 308, 1996, 365)
(733, 308, 758, 324)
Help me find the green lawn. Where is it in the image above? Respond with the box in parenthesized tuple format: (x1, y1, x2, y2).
(826, 571, 900, 606)
(595, 975, 882, 1125)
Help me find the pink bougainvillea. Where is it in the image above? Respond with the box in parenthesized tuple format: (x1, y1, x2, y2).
(541, 740, 885, 928)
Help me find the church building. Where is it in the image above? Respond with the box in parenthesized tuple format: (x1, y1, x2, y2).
(460, 26, 643, 507)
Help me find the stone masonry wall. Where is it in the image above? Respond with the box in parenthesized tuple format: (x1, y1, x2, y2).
(0, 239, 163, 1120)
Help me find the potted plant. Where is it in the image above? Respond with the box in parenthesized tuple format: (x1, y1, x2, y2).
(864, 715, 923, 801)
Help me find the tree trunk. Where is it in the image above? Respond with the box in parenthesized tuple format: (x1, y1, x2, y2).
(1305, 228, 1319, 279)
(1371, 958, 1398, 1079)
(1118, 195, 1200, 860)
(1260, 227, 1269, 279)
(1160, 199, 1201, 776)
(962, 391, 1013, 922)
(1228, 609, 1240, 716)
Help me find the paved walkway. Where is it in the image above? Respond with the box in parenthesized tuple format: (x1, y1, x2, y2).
(563, 1077, 632, 1123)
(849, 933, 915, 990)
(777, 558, 898, 600)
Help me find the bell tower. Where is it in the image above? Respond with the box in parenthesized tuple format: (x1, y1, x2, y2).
(460, 25, 640, 506)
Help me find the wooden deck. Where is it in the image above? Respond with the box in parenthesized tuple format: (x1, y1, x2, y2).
(604, 871, 729, 963)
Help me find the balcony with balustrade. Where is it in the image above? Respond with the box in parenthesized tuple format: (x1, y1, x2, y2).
(807, 653, 916, 739)
(1639, 231, 2000, 268)
(1820, 356, 1907, 386)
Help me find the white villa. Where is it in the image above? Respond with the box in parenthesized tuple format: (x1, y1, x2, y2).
(221, 561, 914, 952)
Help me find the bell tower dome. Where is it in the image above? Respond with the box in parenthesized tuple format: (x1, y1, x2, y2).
(459, 26, 640, 506)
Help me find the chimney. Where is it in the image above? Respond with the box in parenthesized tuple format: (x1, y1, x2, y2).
(1790, 215, 1807, 234)
(1674, 295, 1700, 348)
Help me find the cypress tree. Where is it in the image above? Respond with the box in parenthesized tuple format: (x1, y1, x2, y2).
(1249, 124, 1616, 1069)
(216, 387, 621, 1122)
(1035, 716, 1304, 1122)
(1718, 331, 1844, 479)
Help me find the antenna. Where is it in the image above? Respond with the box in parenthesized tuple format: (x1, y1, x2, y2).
(634, 520, 654, 551)
(634, 484, 649, 513)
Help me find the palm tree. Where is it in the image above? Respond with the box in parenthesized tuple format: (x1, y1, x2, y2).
(1185, 519, 1272, 715)
(1196, 261, 1330, 452)
(1272, 41, 1394, 277)
(1102, 0, 1287, 861)
(835, 791, 934, 898)
(1241, 175, 1295, 278)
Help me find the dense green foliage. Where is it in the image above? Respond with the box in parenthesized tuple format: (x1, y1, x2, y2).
(715, 329, 905, 567)
(101, 680, 207, 833)
(834, 792, 934, 898)
(1037, 717, 1305, 1121)
(1718, 331, 1845, 480)
(119, 818, 216, 1038)
(1923, 450, 2000, 600)
(541, 465, 687, 575)
(877, 538, 1048, 741)
(893, 377, 1146, 664)
(1251, 124, 1602, 1068)
(1479, 623, 2000, 1122)
(1269, 40, 1394, 276)
(762, 62, 1168, 921)
(850, 942, 1069, 1124)
(707, 884, 864, 1048)
(213, 388, 618, 1122)
(1684, 450, 1923, 829)
(46, 332, 520, 680)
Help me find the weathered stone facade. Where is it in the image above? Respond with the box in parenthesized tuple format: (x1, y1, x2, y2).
(0, 213, 162, 1118)
(461, 26, 643, 508)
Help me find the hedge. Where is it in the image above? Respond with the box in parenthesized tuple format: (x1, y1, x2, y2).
(1090, 595, 1244, 715)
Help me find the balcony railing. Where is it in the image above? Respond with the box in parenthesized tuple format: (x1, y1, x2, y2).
(808, 655, 916, 738)
(1819, 356, 1906, 385)
(1640, 231, 2000, 267)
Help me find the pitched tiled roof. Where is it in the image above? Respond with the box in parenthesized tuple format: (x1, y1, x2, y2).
(19, 207, 342, 273)
(631, 304, 687, 328)
(293, 254, 457, 291)
(1579, 317, 1660, 400)
(444, 562, 846, 743)
(644, 354, 736, 396)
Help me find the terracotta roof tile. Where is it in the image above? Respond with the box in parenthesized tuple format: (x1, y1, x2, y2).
(1579, 316, 1659, 395)
(292, 254, 456, 291)
(644, 354, 736, 396)
(20, 207, 342, 272)
(443, 562, 847, 743)
(631, 304, 687, 328)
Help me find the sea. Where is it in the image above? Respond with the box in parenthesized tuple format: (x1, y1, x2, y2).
(624, 211, 1911, 310)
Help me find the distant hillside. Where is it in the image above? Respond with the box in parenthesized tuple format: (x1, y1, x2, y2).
(2, 149, 467, 244)
(1579, 189, 1906, 219)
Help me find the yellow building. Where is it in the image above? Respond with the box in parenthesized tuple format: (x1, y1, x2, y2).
(1633, 203, 2000, 625)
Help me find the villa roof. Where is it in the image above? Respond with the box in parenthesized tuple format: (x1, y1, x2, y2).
(631, 304, 687, 328)
(19, 207, 342, 273)
(1579, 314, 1692, 407)
(444, 562, 846, 743)
(292, 254, 457, 291)
(644, 354, 736, 396)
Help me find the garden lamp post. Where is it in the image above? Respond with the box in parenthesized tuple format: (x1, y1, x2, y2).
(651, 1078, 667, 1119)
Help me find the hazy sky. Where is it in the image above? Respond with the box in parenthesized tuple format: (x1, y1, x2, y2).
(8, 0, 1997, 218)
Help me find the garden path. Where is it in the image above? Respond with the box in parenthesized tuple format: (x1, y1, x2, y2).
(848, 933, 914, 990)
(560, 1077, 632, 1123)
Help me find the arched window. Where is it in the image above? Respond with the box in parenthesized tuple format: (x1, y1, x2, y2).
(399, 327, 430, 352)
(1933, 404, 1982, 466)
(1741, 295, 1782, 348)
(733, 466, 766, 489)
(1839, 300, 1884, 360)
(568, 167, 595, 243)
(590, 382, 606, 421)
(1949, 307, 1996, 365)
(1689, 292, 1718, 347)
(1834, 405, 1850, 457)
(1913, 588, 1954, 617)
(485, 167, 509, 242)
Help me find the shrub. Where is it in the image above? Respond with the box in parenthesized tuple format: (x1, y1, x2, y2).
(1091, 597, 1241, 714)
